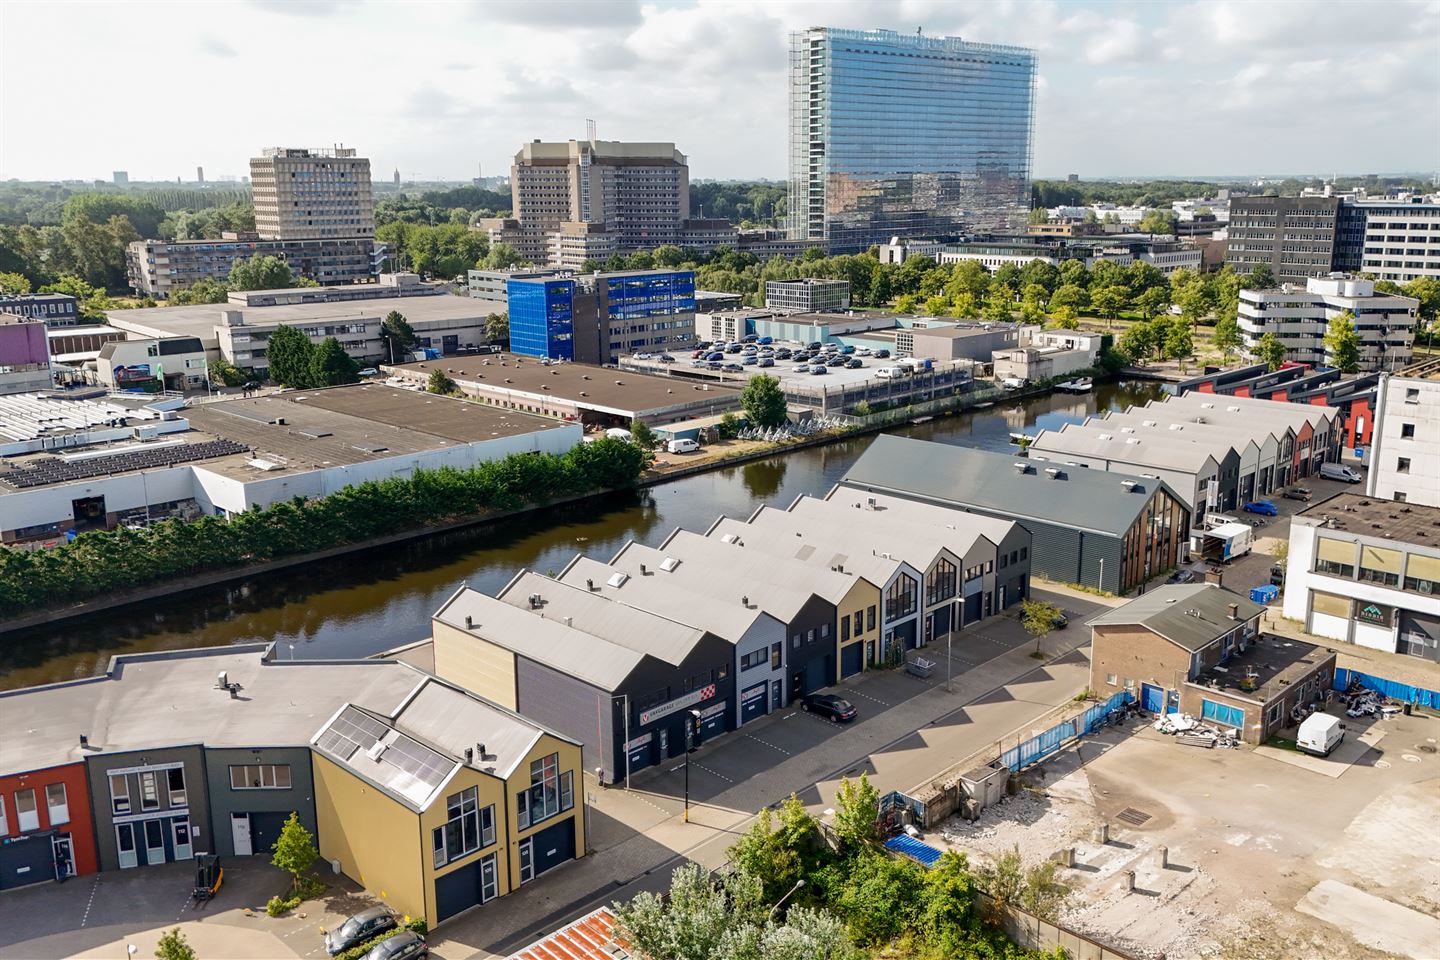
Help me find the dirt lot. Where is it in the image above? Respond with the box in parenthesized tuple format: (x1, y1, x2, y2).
(934, 711, 1440, 960)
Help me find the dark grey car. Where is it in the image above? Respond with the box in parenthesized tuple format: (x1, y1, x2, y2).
(364, 931, 428, 960)
(325, 907, 397, 956)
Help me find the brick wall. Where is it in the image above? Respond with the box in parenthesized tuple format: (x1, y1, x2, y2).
(1090, 625, 1191, 697)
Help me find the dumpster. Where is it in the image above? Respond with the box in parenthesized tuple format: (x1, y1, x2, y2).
(1249, 584, 1280, 604)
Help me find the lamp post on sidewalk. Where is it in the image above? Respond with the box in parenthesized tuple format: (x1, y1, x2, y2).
(769, 879, 806, 921)
(684, 708, 701, 823)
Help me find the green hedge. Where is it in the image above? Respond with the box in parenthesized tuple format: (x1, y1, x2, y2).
(0, 437, 646, 618)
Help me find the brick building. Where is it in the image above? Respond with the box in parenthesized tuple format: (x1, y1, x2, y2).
(1088, 584, 1336, 744)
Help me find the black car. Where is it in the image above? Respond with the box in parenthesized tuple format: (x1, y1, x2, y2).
(1051, 612, 1069, 629)
(325, 908, 397, 956)
(802, 692, 857, 722)
(363, 931, 428, 960)
(1165, 569, 1197, 585)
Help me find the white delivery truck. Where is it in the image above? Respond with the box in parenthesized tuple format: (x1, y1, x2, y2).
(667, 438, 700, 454)
(1199, 521, 1254, 563)
(1320, 462, 1364, 483)
(1296, 713, 1344, 757)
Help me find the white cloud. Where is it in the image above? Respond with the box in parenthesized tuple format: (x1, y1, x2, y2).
(0, 0, 1434, 182)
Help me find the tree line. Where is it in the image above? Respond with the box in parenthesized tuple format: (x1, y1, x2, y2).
(0, 437, 648, 619)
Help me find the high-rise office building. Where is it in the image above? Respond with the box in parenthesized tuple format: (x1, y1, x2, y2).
(250, 146, 374, 240)
(477, 139, 731, 268)
(1226, 197, 1342, 283)
(787, 28, 1037, 253)
(506, 269, 696, 364)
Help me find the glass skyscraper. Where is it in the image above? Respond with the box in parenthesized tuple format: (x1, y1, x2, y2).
(788, 28, 1037, 253)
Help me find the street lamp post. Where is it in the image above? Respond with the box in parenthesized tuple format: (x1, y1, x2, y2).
(684, 708, 701, 823)
(1099, 557, 1105, 592)
(769, 879, 806, 922)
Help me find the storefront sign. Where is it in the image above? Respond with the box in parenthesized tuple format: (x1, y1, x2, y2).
(1356, 602, 1393, 628)
(741, 684, 767, 703)
(700, 701, 728, 720)
(625, 732, 652, 750)
(639, 684, 717, 725)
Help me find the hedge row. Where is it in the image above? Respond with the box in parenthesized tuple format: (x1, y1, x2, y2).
(0, 437, 647, 618)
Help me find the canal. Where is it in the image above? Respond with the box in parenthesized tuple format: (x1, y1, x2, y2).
(0, 380, 1167, 689)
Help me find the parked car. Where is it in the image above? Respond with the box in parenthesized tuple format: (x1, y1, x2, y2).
(874, 348, 891, 358)
(706, 351, 724, 361)
(723, 363, 745, 373)
(846, 358, 864, 369)
(775, 348, 792, 359)
(743, 355, 758, 365)
(841, 344, 856, 354)
(742, 334, 759, 343)
(857, 347, 873, 357)
(725, 343, 743, 354)
(707, 361, 723, 370)
(827, 356, 847, 367)
(758, 336, 773, 344)
(742, 345, 758, 354)
(692, 349, 707, 359)
(793, 363, 811, 372)
(1319, 462, 1363, 483)
(1165, 569, 1196, 585)
(325, 908, 397, 956)
(1283, 486, 1312, 501)
(691, 359, 708, 368)
(807, 341, 823, 351)
(658, 354, 675, 363)
(633, 352, 654, 360)
(357, 367, 380, 377)
(809, 364, 828, 375)
(1243, 500, 1279, 516)
(802, 692, 857, 723)
(363, 931, 428, 960)
(667, 438, 700, 454)
(758, 357, 774, 367)
(1051, 612, 1069, 628)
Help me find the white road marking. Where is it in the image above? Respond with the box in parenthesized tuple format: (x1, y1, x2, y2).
(79, 876, 101, 927)
(743, 733, 792, 756)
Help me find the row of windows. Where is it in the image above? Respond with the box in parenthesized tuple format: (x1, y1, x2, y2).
(517, 753, 573, 830)
(0, 783, 69, 835)
(111, 767, 187, 815)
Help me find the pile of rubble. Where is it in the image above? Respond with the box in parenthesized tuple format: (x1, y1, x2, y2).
(1152, 713, 1239, 749)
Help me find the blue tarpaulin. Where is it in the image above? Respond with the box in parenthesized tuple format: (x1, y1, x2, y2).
(884, 835, 942, 867)
(1335, 668, 1440, 710)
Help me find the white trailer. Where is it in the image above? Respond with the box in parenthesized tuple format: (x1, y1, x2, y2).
(1200, 521, 1253, 563)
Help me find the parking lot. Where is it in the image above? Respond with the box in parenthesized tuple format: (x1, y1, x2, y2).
(0, 856, 382, 960)
(622, 341, 974, 391)
(934, 707, 1440, 960)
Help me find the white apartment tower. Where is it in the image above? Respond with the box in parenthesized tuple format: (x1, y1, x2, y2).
(1237, 274, 1419, 373)
(1367, 358, 1440, 507)
(250, 146, 375, 240)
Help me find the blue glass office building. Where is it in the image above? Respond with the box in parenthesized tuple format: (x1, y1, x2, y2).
(508, 277, 576, 360)
(789, 28, 1037, 253)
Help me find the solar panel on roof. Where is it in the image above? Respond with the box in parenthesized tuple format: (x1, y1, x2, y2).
(315, 707, 387, 761)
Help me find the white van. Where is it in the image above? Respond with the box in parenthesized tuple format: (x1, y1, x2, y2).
(667, 438, 700, 454)
(1296, 713, 1344, 757)
(1320, 462, 1363, 483)
(1000, 376, 1026, 389)
(875, 366, 907, 379)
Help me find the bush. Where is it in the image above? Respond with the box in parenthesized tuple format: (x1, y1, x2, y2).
(267, 893, 301, 916)
(0, 438, 649, 618)
(717, 411, 741, 439)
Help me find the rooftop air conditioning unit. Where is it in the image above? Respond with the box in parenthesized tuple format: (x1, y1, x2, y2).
(528, 592, 542, 608)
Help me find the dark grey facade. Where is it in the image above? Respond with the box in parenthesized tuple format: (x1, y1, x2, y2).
(86, 746, 210, 871)
(1225, 197, 1342, 283)
(203, 747, 316, 858)
(0, 293, 80, 327)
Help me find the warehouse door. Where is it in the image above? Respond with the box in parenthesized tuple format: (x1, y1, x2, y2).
(436, 860, 481, 922)
(529, 818, 576, 878)
(1141, 683, 1165, 714)
(740, 684, 768, 724)
(841, 642, 864, 678)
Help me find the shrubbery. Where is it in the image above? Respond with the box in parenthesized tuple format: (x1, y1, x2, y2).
(0, 438, 647, 618)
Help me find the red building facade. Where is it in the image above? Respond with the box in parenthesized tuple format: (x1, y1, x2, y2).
(0, 763, 97, 889)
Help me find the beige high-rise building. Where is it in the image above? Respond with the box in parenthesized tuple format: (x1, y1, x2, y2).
(478, 139, 702, 267)
(250, 146, 374, 240)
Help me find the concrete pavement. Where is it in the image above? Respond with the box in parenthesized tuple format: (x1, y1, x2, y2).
(428, 588, 1104, 960)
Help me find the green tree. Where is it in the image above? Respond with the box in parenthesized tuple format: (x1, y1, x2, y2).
(741, 374, 787, 428)
(1118, 321, 1156, 363)
(832, 773, 880, 854)
(270, 812, 317, 893)
(1255, 331, 1288, 371)
(1323, 311, 1361, 373)
(169, 278, 229, 306)
(1134, 286, 1171, 320)
(1244, 264, 1276, 290)
(427, 369, 457, 395)
(629, 418, 660, 450)
(208, 358, 246, 387)
(39, 275, 111, 321)
(265, 325, 314, 387)
(0, 271, 32, 294)
(1021, 282, 1050, 307)
(1021, 597, 1062, 655)
(1136, 209, 1178, 235)
(227, 255, 297, 291)
(485, 312, 510, 349)
(380, 310, 418, 363)
(1047, 306, 1080, 330)
(1090, 284, 1129, 325)
(1163, 317, 1194, 364)
(717, 411, 741, 439)
(1213, 313, 1242, 360)
(154, 928, 198, 960)
(309, 337, 360, 387)
(1176, 281, 1215, 325)
(831, 853, 924, 945)
(1049, 283, 1089, 311)
(481, 242, 523, 270)
(1404, 276, 1439, 325)
(63, 192, 166, 239)
(653, 244, 686, 267)
(946, 293, 978, 319)
(916, 852, 977, 956)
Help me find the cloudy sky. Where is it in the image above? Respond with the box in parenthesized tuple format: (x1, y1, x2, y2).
(3, 0, 1437, 183)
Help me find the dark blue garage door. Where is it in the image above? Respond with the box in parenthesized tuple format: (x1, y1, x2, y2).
(435, 860, 481, 923)
(804, 654, 830, 692)
(249, 812, 289, 856)
(0, 831, 57, 890)
(626, 735, 655, 775)
(740, 684, 767, 724)
(1141, 683, 1164, 713)
(841, 642, 864, 678)
(530, 817, 576, 877)
(699, 704, 726, 740)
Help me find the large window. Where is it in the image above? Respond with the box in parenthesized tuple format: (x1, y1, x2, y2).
(884, 574, 918, 623)
(1359, 546, 1402, 587)
(516, 753, 573, 830)
(230, 765, 293, 790)
(1200, 699, 1245, 728)
(139, 772, 160, 811)
(1314, 538, 1356, 578)
(740, 649, 767, 671)
(1311, 591, 1351, 618)
(167, 768, 187, 808)
(432, 786, 495, 868)
(1404, 554, 1440, 595)
(109, 775, 130, 815)
(45, 783, 68, 825)
(926, 558, 957, 606)
(14, 789, 38, 832)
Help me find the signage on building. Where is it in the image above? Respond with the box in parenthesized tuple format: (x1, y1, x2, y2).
(639, 684, 717, 725)
(741, 684, 767, 703)
(1206, 479, 1219, 509)
(114, 363, 152, 383)
(625, 732, 652, 750)
(1355, 602, 1393, 628)
(699, 701, 728, 720)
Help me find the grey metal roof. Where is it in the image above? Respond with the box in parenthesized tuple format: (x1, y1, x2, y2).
(433, 586, 645, 691)
(1087, 584, 1266, 652)
(705, 516, 892, 596)
(388, 679, 549, 781)
(557, 555, 781, 644)
(498, 571, 707, 666)
(786, 493, 1011, 561)
(1031, 424, 1221, 472)
(841, 435, 1177, 538)
(0, 645, 425, 776)
(314, 704, 458, 811)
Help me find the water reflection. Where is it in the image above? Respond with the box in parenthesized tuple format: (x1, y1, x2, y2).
(0, 381, 1165, 689)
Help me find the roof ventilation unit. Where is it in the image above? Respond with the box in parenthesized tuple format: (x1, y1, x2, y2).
(659, 557, 680, 572)
(606, 571, 629, 588)
(528, 593, 542, 608)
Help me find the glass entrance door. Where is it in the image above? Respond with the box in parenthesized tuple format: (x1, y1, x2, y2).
(144, 819, 166, 865)
(172, 817, 193, 861)
(518, 838, 534, 884)
(116, 823, 138, 869)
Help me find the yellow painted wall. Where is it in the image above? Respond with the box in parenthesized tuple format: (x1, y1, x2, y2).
(838, 578, 883, 675)
(432, 620, 517, 710)
(420, 764, 511, 919)
(502, 734, 586, 891)
(312, 754, 425, 925)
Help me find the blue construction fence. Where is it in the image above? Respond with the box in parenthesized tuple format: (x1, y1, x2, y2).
(1334, 668, 1440, 710)
(995, 690, 1134, 773)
